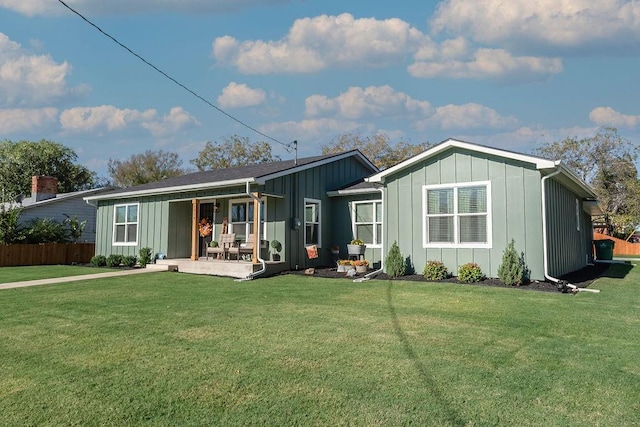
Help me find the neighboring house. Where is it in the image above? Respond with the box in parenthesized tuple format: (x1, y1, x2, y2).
(5, 176, 108, 243)
(84, 151, 378, 273)
(85, 140, 600, 281)
(337, 138, 599, 281)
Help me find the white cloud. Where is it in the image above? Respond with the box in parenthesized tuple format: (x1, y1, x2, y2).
(0, 107, 58, 133)
(142, 106, 201, 137)
(217, 82, 266, 109)
(260, 118, 366, 141)
(213, 13, 425, 74)
(416, 103, 519, 131)
(0, 0, 292, 16)
(589, 106, 640, 128)
(431, 0, 640, 53)
(60, 105, 198, 136)
(409, 46, 562, 81)
(0, 33, 85, 106)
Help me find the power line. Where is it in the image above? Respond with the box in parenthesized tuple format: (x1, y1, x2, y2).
(57, 0, 291, 148)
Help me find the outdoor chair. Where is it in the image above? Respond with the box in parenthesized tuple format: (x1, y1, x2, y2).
(229, 233, 255, 261)
(206, 233, 235, 260)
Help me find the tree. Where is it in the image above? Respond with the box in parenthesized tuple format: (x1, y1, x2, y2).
(0, 204, 24, 244)
(533, 128, 640, 236)
(0, 139, 96, 199)
(321, 133, 432, 170)
(190, 135, 280, 171)
(108, 149, 187, 187)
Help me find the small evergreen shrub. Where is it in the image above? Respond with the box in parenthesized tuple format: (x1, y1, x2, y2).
(139, 247, 153, 267)
(457, 263, 485, 283)
(90, 255, 107, 267)
(497, 239, 530, 286)
(385, 241, 406, 278)
(106, 254, 123, 267)
(423, 260, 449, 281)
(122, 255, 138, 267)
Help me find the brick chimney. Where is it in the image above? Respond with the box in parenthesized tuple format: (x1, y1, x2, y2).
(31, 176, 58, 202)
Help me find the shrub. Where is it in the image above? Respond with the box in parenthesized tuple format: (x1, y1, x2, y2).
(457, 263, 485, 283)
(106, 254, 123, 267)
(0, 204, 24, 244)
(90, 255, 107, 267)
(139, 247, 153, 267)
(24, 218, 68, 243)
(122, 255, 138, 267)
(497, 239, 530, 286)
(423, 260, 449, 281)
(385, 241, 406, 278)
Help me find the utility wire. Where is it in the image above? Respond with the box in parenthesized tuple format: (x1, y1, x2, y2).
(57, 0, 290, 148)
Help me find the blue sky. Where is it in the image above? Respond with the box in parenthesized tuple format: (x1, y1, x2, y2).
(1, 0, 639, 178)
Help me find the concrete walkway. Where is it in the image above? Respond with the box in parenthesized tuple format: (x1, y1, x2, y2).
(0, 265, 169, 290)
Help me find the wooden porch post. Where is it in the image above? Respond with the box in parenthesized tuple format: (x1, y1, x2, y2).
(191, 199, 200, 260)
(252, 192, 261, 264)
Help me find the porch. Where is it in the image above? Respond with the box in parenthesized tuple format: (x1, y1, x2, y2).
(155, 258, 288, 279)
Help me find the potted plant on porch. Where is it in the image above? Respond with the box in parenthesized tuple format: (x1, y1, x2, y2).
(347, 239, 366, 257)
(271, 239, 282, 261)
(351, 259, 369, 273)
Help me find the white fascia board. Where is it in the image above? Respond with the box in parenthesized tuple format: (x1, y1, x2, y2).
(367, 138, 557, 183)
(327, 188, 381, 197)
(84, 178, 255, 202)
(556, 163, 598, 198)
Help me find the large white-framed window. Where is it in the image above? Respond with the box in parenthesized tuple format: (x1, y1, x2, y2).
(304, 198, 321, 247)
(113, 203, 139, 246)
(423, 181, 491, 248)
(351, 200, 382, 247)
(229, 198, 266, 242)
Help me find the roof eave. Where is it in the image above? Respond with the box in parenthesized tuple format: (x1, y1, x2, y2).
(84, 178, 256, 202)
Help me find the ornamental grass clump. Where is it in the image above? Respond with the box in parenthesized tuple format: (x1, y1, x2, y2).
(385, 241, 406, 278)
(457, 262, 485, 283)
(423, 260, 449, 281)
(498, 239, 530, 286)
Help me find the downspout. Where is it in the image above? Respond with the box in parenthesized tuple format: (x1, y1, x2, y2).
(235, 181, 266, 281)
(542, 169, 600, 293)
(354, 187, 385, 282)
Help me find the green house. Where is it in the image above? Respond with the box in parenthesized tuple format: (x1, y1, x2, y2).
(345, 138, 601, 281)
(85, 151, 377, 278)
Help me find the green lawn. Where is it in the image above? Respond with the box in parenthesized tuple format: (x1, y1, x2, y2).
(0, 266, 638, 426)
(0, 265, 116, 284)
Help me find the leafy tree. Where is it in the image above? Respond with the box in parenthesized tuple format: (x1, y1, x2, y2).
(191, 135, 280, 171)
(108, 149, 187, 187)
(0, 204, 24, 244)
(533, 128, 640, 235)
(64, 214, 87, 243)
(23, 218, 68, 243)
(0, 139, 96, 198)
(321, 133, 431, 170)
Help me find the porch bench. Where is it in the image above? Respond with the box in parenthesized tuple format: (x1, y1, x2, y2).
(206, 233, 235, 260)
(229, 234, 255, 261)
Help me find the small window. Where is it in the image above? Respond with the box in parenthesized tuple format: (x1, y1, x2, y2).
(423, 182, 491, 248)
(113, 203, 139, 246)
(304, 198, 321, 247)
(352, 200, 382, 246)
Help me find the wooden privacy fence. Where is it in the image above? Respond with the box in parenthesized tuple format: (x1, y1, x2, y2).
(0, 243, 96, 267)
(593, 232, 640, 256)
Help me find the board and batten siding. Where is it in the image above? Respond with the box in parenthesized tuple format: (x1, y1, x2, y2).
(385, 148, 546, 280)
(263, 155, 375, 270)
(545, 178, 594, 277)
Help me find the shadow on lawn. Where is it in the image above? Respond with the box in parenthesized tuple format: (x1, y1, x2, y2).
(386, 283, 467, 426)
(600, 262, 634, 279)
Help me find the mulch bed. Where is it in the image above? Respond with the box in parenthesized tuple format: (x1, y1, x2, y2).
(286, 262, 610, 293)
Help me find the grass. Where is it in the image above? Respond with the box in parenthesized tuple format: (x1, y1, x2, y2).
(0, 265, 638, 426)
(0, 265, 117, 284)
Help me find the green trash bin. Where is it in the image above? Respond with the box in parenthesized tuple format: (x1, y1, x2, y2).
(593, 239, 614, 260)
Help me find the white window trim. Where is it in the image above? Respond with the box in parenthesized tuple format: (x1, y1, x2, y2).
(422, 181, 492, 249)
(228, 197, 267, 241)
(304, 197, 322, 248)
(351, 200, 383, 248)
(112, 202, 139, 246)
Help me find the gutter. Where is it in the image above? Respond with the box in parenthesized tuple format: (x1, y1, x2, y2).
(541, 169, 600, 293)
(353, 187, 385, 282)
(235, 181, 266, 281)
